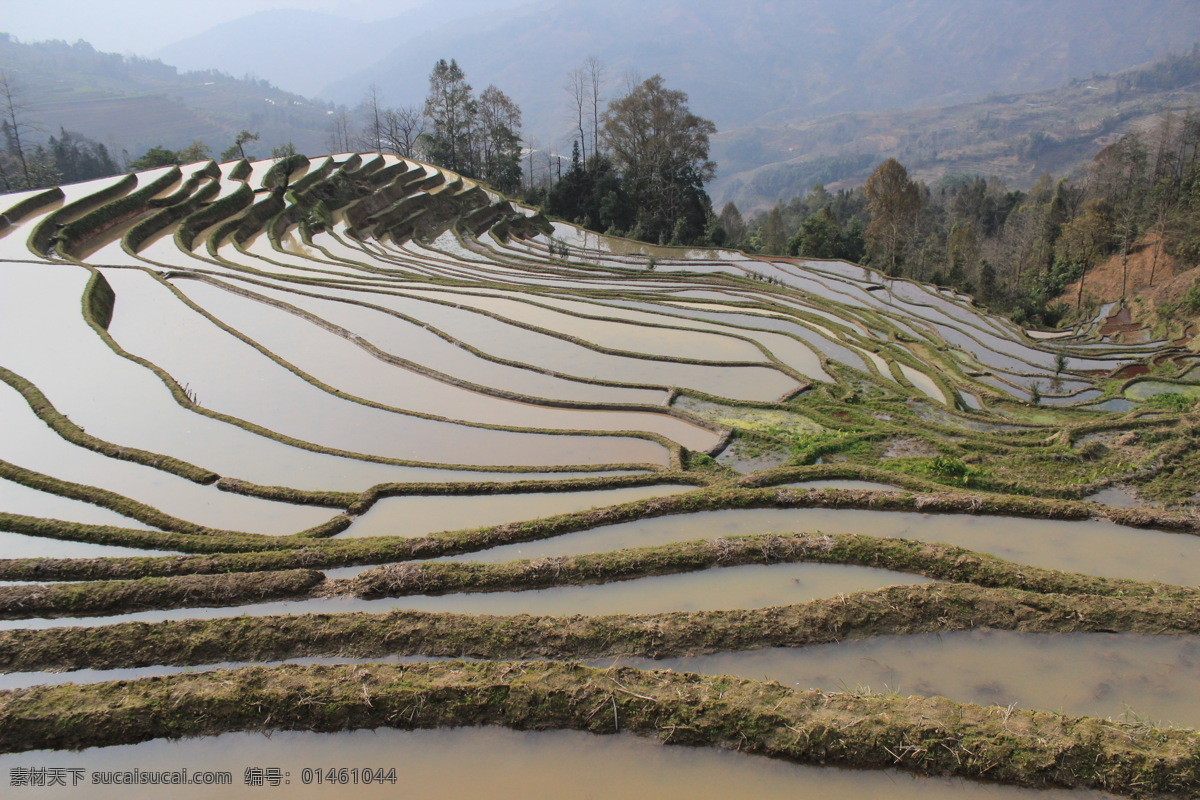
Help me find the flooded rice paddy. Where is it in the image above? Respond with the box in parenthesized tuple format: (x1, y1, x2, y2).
(0, 727, 1118, 800)
(0, 562, 935, 630)
(609, 631, 1200, 729)
(453, 507, 1200, 585)
(0, 156, 1194, 797)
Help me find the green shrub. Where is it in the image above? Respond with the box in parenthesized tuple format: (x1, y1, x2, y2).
(929, 455, 969, 479)
(1181, 282, 1200, 316)
(1147, 392, 1197, 413)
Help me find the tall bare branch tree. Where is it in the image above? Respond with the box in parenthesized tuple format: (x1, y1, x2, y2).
(381, 106, 425, 159)
(357, 83, 384, 153)
(585, 57, 605, 157)
(566, 67, 587, 162)
(0, 71, 38, 188)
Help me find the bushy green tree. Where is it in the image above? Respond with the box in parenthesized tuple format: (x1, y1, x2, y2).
(546, 144, 630, 232)
(864, 157, 922, 275)
(128, 145, 182, 170)
(423, 59, 474, 174)
(220, 130, 258, 162)
(46, 128, 118, 183)
(602, 75, 716, 245)
(421, 60, 524, 192)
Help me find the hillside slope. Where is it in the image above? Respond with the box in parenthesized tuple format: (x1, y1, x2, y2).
(712, 47, 1200, 210)
(0, 35, 333, 158)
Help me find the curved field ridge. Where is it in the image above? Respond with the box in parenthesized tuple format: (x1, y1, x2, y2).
(2, 661, 1198, 796)
(1, 153, 1199, 797)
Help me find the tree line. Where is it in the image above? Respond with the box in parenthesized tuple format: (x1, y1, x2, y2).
(3, 53, 720, 252)
(324, 59, 720, 246)
(719, 111, 1200, 325)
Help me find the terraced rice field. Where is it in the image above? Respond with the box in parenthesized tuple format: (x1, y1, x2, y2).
(1, 153, 1199, 798)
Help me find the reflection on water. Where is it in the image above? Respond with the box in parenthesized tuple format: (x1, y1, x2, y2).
(247, 284, 665, 406)
(0, 478, 157, 531)
(173, 280, 716, 451)
(0, 381, 332, 536)
(0, 726, 1117, 800)
(104, 270, 668, 468)
(0, 262, 526, 489)
(313, 283, 800, 402)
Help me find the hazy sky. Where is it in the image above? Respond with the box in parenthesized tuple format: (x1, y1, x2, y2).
(1, 1, 421, 56)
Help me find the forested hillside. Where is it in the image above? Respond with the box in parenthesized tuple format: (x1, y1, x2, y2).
(717, 113, 1200, 333)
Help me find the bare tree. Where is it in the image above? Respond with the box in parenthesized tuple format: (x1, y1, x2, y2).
(381, 106, 426, 159)
(585, 56, 605, 156)
(565, 66, 587, 161)
(1146, 110, 1185, 286)
(618, 68, 643, 97)
(326, 109, 355, 154)
(356, 84, 385, 153)
(0, 71, 39, 187)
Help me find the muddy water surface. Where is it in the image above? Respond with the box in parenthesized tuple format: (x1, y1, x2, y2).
(402, 291, 770, 363)
(0, 726, 1116, 800)
(0, 478, 157, 531)
(312, 283, 800, 401)
(241, 284, 666, 406)
(0, 563, 933, 631)
(0, 530, 177, 560)
(452, 507, 1200, 585)
(0, 262, 488, 490)
(340, 485, 695, 538)
(608, 631, 1200, 729)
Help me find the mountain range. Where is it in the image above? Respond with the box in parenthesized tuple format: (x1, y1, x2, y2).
(3, 0, 1199, 205)
(154, 0, 1200, 139)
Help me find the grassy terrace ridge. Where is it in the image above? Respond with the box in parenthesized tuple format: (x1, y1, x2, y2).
(0, 569, 323, 619)
(0, 482, 1197, 584)
(2, 153, 1199, 796)
(0, 364, 219, 484)
(2, 661, 1199, 796)
(4, 584, 1199, 675)
(0, 532, 1188, 619)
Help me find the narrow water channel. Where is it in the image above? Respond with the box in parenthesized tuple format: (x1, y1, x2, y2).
(0, 727, 1117, 800)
